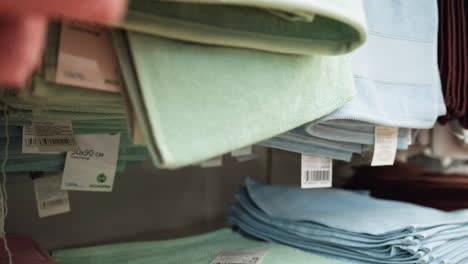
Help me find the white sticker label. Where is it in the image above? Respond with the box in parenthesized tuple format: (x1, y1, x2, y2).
(209, 248, 268, 264)
(301, 154, 332, 189)
(22, 121, 78, 153)
(34, 173, 71, 218)
(231, 146, 253, 157)
(371, 126, 399, 166)
(200, 156, 223, 168)
(61, 134, 120, 192)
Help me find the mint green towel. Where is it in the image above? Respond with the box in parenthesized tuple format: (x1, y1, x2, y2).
(122, 0, 367, 55)
(112, 30, 355, 168)
(53, 229, 349, 264)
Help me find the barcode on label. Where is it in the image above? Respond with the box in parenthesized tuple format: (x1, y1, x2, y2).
(64, 71, 86, 81)
(304, 170, 330, 182)
(301, 154, 332, 189)
(25, 137, 76, 146)
(40, 199, 68, 210)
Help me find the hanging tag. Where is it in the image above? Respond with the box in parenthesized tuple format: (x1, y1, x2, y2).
(371, 126, 398, 166)
(301, 154, 332, 189)
(34, 173, 71, 218)
(407, 129, 413, 145)
(200, 156, 223, 168)
(61, 134, 120, 192)
(56, 21, 121, 92)
(462, 129, 468, 145)
(231, 146, 253, 157)
(209, 248, 268, 264)
(22, 121, 79, 153)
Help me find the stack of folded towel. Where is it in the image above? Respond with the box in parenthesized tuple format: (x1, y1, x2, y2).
(111, 0, 368, 168)
(230, 178, 468, 264)
(53, 228, 349, 264)
(0, 22, 150, 173)
(261, 0, 446, 162)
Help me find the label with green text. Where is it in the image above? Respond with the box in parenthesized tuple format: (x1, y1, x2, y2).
(61, 134, 120, 192)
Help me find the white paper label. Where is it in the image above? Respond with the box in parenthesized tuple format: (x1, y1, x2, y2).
(407, 129, 413, 145)
(231, 146, 253, 157)
(56, 21, 121, 93)
(22, 121, 78, 153)
(209, 248, 268, 264)
(200, 157, 223, 168)
(34, 173, 71, 218)
(61, 134, 120, 192)
(371, 126, 398, 166)
(463, 130, 468, 145)
(301, 154, 332, 189)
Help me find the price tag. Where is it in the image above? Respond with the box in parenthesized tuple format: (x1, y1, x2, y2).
(56, 21, 121, 92)
(371, 126, 398, 166)
(61, 134, 120, 192)
(34, 173, 71, 218)
(22, 121, 78, 153)
(407, 129, 413, 145)
(301, 154, 332, 189)
(209, 248, 268, 264)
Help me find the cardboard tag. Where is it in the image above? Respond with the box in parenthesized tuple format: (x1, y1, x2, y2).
(61, 134, 120, 192)
(371, 126, 398, 166)
(301, 154, 332, 189)
(56, 21, 121, 93)
(34, 173, 71, 218)
(22, 121, 78, 153)
(231, 146, 253, 157)
(200, 157, 223, 168)
(209, 248, 268, 264)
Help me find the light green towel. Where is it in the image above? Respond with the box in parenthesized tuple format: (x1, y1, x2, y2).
(122, 0, 367, 55)
(112, 30, 355, 168)
(53, 228, 349, 264)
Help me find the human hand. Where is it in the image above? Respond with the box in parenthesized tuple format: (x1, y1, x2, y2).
(0, 0, 127, 88)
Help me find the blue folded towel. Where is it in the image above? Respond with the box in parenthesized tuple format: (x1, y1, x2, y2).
(260, 0, 444, 162)
(230, 178, 468, 264)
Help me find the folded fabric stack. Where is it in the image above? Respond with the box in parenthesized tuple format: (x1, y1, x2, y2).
(351, 163, 468, 211)
(0, 130, 148, 173)
(261, 0, 445, 162)
(53, 228, 348, 264)
(0, 22, 150, 173)
(111, 0, 368, 168)
(437, 0, 468, 127)
(230, 178, 468, 264)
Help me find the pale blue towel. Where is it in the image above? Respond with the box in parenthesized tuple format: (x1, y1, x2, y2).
(260, 0, 444, 162)
(305, 0, 445, 129)
(229, 178, 468, 264)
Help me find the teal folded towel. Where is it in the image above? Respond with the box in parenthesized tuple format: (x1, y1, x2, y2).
(112, 30, 356, 168)
(122, 0, 367, 55)
(53, 228, 350, 264)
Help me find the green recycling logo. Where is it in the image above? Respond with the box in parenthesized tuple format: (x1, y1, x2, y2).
(97, 173, 107, 183)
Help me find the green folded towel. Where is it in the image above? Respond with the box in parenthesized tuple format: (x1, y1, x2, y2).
(122, 0, 367, 55)
(112, 30, 355, 168)
(53, 228, 349, 264)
